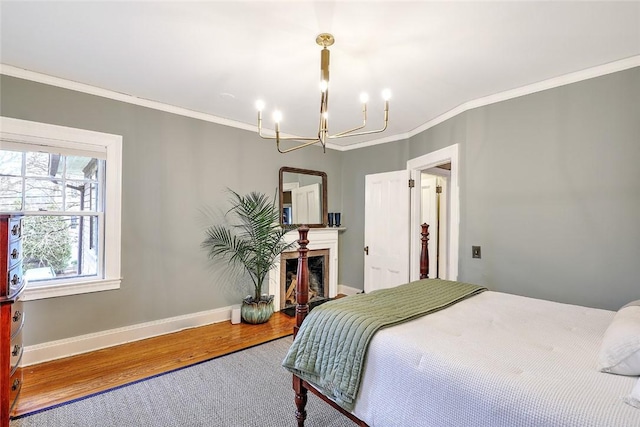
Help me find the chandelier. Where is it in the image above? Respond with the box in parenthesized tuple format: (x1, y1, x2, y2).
(255, 33, 391, 153)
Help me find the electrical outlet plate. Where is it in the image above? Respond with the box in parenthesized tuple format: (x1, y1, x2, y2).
(472, 246, 481, 259)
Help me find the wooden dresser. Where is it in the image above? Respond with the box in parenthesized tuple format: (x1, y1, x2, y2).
(0, 214, 25, 427)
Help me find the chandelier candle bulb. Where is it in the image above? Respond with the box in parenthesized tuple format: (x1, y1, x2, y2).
(382, 89, 391, 121)
(360, 95, 368, 119)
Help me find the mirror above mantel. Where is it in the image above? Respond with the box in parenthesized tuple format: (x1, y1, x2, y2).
(279, 167, 327, 228)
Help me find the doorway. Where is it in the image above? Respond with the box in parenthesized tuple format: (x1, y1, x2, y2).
(421, 166, 450, 279)
(407, 144, 459, 282)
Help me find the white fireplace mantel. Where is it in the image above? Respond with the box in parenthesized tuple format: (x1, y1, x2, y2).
(269, 228, 339, 311)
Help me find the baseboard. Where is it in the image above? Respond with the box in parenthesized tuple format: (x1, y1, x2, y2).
(338, 284, 362, 296)
(22, 305, 232, 366)
(24, 289, 362, 365)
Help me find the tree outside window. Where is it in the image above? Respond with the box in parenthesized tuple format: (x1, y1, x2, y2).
(0, 150, 102, 281)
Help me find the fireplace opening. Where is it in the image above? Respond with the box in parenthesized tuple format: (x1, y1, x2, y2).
(280, 249, 330, 316)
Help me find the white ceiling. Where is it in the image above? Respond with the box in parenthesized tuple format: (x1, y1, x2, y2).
(1, 1, 639, 149)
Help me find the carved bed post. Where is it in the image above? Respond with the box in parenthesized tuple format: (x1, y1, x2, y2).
(293, 225, 310, 426)
(295, 225, 310, 338)
(420, 223, 429, 279)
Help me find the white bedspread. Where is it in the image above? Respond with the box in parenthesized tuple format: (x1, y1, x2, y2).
(351, 291, 640, 427)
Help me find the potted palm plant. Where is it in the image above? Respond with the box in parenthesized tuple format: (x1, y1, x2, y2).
(202, 190, 296, 324)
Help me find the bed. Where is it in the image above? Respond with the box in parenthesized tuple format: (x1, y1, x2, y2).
(283, 225, 640, 427)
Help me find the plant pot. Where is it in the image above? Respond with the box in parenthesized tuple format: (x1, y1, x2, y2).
(241, 296, 275, 324)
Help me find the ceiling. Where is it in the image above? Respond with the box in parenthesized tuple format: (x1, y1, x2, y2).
(1, 1, 639, 150)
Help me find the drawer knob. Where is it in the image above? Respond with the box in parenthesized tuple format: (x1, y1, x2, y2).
(12, 378, 20, 391)
(11, 248, 19, 259)
(12, 344, 21, 356)
(13, 310, 22, 322)
(11, 224, 20, 237)
(11, 274, 20, 286)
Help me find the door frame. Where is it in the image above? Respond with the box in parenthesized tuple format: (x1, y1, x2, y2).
(407, 144, 459, 281)
(420, 175, 438, 278)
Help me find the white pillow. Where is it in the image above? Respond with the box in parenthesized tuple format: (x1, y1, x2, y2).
(624, 377, 640, 409)
(598, 302, 640, 376)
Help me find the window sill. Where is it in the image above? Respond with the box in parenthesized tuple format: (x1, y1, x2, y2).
(22, 278, 121, 301)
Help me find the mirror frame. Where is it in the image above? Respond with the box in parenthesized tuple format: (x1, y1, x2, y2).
(279, 167, 328, 228)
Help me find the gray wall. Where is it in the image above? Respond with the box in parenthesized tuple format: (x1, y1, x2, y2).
(1, 75, 343, 345)
(340, 67, 640, 310)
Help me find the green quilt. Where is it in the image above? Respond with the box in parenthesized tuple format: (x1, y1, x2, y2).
(282, 279, 487, 411)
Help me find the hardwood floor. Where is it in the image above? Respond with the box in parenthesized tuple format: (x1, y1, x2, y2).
(13, 312, 296, 418)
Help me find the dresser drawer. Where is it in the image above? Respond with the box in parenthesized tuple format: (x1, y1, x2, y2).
(10, 299, 24, 338)
(8, 217, 23, 242)
(8, 238, 22, 271)
(9, 366, 23, 413)
(10, 328, 23, 375)
(6, 262, 23, 297)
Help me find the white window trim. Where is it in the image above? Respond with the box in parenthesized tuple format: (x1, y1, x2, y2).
(1, 116, 122, 300)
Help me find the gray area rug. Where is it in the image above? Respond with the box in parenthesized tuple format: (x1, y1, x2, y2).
(11, 337, 355, 427)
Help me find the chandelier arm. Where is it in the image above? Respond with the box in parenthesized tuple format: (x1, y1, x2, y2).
(328, 120, 388, 139)
(330, 103, 368, 137)
(329, 123, 387, 139)
(257, 114, 319, 142)
(258, 133, 319, 142)
(276, 138, 324, 154)
(329, 102, 388, 139)
(329, 121, 367, 138)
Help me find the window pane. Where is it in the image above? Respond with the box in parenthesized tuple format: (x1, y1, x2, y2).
(65, 156, 98, 180)
(24, 178, 63, 210)
(75, 215, 99, 277)
(66, 181, 98, 211)
(25, 152, 61, 177)
(0, 150, 23, 175)
(0, 176, 23, 211)
(23, 215, 99, 282)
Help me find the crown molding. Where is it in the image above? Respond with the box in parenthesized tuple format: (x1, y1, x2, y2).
(329, 131, 410, 152)
(3, 55, 639, 152)
(0, 64, 258, 133)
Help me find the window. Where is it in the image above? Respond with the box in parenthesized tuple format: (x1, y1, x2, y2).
(0, 117, 122, 300)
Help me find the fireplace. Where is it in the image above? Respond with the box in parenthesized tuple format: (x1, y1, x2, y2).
(268, 228, 339, 312)
(280, 249, 329, 310)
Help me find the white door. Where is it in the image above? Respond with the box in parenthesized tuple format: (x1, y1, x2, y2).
(291, 183, 321, 224)
(420, 175, 438, 278)
(364, 170, 410, 293)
